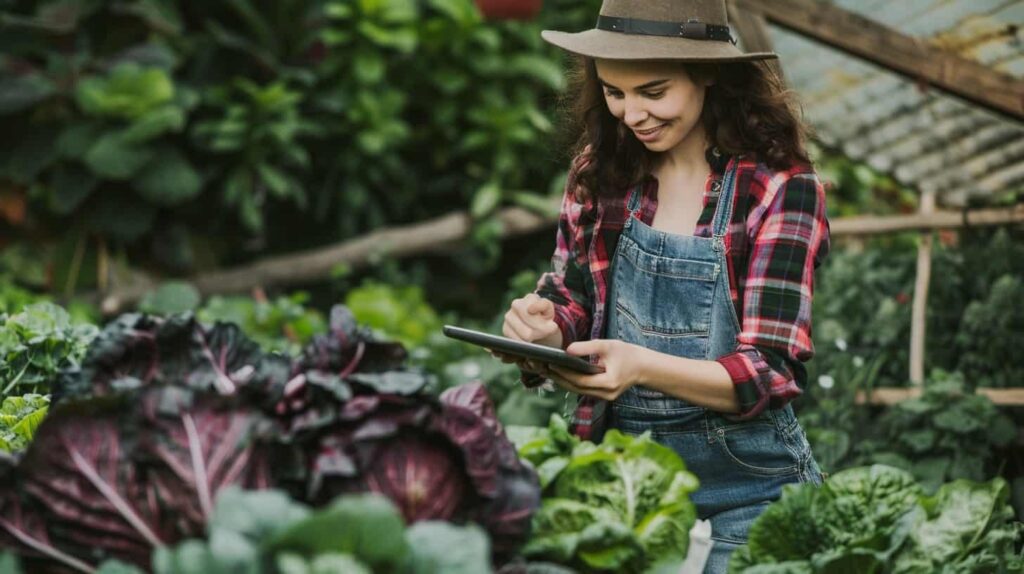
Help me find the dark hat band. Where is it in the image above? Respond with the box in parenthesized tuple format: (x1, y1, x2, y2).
(596, 15, 735, 44)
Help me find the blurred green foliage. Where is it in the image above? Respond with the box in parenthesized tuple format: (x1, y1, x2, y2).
(0, 0, 601, 293)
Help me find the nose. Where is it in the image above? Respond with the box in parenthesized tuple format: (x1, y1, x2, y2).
(622, 96, 648, 127)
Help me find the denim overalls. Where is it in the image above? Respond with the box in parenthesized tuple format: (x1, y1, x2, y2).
(606, 165, 823, 573)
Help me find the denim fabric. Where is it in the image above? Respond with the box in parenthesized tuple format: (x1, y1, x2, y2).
(607, 168, 823, 573)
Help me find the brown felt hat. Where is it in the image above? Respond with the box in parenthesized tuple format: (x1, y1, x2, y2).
(541, 0, 777, 62)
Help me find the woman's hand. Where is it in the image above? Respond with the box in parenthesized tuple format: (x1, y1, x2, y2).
(546, 339, 647, 401)
(502, 293, 561, 346)
(489, 294, 563, 375)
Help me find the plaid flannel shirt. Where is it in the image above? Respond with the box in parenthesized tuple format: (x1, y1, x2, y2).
(522, 148, 831, 441)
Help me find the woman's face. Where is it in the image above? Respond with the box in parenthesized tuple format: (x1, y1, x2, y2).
(594, 59, 709, 154)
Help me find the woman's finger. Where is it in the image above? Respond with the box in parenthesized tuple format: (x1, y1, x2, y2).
(503, 310, 540, 342)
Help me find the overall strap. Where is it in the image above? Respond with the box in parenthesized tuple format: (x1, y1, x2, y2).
(711, 160, 739, 238)
(626, 182, 643, 213)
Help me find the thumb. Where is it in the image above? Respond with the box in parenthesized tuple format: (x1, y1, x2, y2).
(566, 340, 602, 357)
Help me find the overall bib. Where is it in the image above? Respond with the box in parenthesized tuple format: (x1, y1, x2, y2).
(606, 166, 823, 573)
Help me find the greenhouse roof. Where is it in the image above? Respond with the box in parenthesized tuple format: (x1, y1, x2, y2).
(752, 0, 1024, 207)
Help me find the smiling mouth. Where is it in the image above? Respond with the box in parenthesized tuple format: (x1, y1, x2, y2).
(635, 125, 664, 135)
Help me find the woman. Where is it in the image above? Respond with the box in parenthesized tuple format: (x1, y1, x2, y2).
(493, 0, 830, 571)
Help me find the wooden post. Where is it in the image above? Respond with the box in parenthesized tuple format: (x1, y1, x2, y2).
(909, 191, 936, 385)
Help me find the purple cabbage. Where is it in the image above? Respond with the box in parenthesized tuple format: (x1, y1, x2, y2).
(0, 305, 541, 570)
(297, 382, 540, 561)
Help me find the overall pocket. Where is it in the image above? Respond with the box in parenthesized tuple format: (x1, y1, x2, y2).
(710, 417, 802, 478)
(612, 237, 717, 357)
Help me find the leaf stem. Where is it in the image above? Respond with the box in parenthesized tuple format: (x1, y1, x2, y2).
(0, 517, 95, 573)
(68, 446, 165, 548)
(1, 360, 31, 397)
(183, 413, 214, 521)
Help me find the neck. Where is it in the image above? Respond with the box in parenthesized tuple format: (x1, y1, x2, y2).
(657, 124, 710, 177)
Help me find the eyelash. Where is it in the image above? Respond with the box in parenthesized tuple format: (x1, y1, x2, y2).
(605, 90, 665, 100)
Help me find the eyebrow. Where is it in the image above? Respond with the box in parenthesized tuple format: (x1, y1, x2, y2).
(597, 77, 670, 91)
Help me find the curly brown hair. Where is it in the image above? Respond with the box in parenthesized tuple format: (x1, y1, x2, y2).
(558, 57, 812, 202)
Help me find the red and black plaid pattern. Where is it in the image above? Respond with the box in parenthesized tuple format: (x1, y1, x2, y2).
(523, 149, 830, 441)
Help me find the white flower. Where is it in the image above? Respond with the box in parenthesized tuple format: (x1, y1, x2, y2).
(818, 375, 835, 390)
(853, 356, 865, 368)
(835, 338, 848, 352)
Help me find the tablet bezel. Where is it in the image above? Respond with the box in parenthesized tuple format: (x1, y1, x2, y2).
(442, 325, 605, 375)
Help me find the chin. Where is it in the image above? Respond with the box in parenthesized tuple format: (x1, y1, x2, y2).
(641, 140, 675, 152)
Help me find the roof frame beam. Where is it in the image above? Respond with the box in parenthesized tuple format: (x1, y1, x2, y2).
(734, 0, 1024, 121)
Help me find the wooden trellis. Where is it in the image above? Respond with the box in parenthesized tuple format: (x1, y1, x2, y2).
(727, 0, 1024, 406)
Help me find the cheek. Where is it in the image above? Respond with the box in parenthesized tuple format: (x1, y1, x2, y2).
(658, 95, 703, 124)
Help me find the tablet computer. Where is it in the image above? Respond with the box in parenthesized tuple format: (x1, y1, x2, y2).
(442, 325, 605, 375)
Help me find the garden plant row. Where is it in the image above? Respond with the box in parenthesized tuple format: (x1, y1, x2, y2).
(0, 299, 1021, 573)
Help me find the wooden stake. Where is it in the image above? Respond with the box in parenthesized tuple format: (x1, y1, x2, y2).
(909, 192, 936, 385)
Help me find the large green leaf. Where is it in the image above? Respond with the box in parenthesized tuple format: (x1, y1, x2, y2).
(404, 521, 490, 574)
(48, 164, 98, 215)
(56, 123, 106, 159)
(133, 148, 203, 205)
(908, 478, 1016, 566)
(121, 106, 186, 143)
(75, 64, 175, 120)
(266, 493, 410, 570)
(84, 132, 156, 179)
(746, 482, 823, 563)
(524, 498, 619, 562)
(575, 521, 644, 571)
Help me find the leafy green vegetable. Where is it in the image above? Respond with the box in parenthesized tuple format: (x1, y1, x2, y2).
(198, 292, 325, 356)
(730, 465, 1024, 573)
(147, 488, 486, 574)
(0, 394, 48, 453)
(0, 302, 98, 397)
(852, 373, 1017, 492)
(516, 416, 699, 572)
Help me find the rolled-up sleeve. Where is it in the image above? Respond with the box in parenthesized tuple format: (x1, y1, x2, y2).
(717, 172, 830, 419)
(521, 159, 593, 389)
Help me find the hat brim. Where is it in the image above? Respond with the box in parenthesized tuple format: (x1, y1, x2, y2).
(541, 29, 777, 62)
